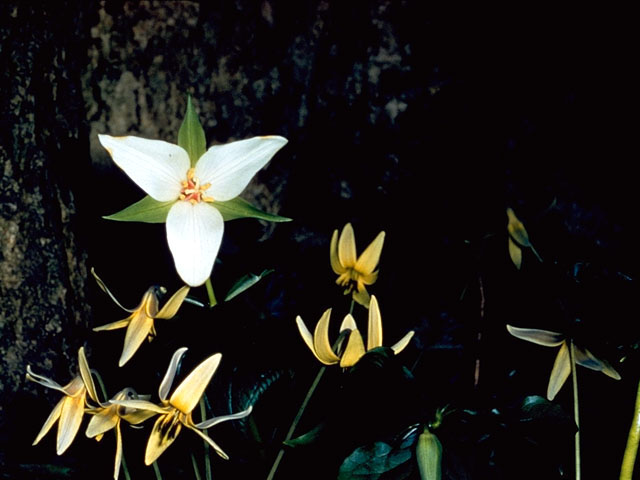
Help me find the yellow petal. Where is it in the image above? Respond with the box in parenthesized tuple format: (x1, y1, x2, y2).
(340, 329, 366, 368)
(574, 347, 621, 380)
(155, 286, 190, 319)
(508, 237, 522, 270)
(33, 397, 64, 446)
(159, 347, 189, 402)
(506, 207, 532, 247)
(90, 267, 134, 313)
(145, 413, 182, 465)
(355, 231, 385, 275)
(142, 288, 161, 318)
(119, 310, 154, 367)
(390, 331, 415, 355)
(313, 309, 340, 365)
(352, 287, 371, 308)
(547, 342, 571, 401)
(367, 295, 383, 350)
(86, 408, 119, 438)
(359, 270, 379, 286)
(78, 347, 100, 404)
(330, 229, 347, 274)
(295, 315, 316, 354)
(506, 325, 565, 347)
(169, 354, 222, 414)
(57, 393, 85, 454)
(114, 422, 123, 480)
(93, 318, 131, 332)
(338, 223, 357, 268)
(186, 424, 229, 459)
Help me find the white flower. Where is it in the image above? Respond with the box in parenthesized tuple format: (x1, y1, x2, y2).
(99, 134, 288, 286)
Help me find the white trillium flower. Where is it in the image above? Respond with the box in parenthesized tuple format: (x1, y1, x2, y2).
(99, 134, 288, 286)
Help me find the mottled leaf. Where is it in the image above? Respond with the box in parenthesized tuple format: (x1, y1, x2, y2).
(224, 269, 274, 302)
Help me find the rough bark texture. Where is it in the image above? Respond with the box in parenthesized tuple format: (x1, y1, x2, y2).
(0, 1, 635, 479)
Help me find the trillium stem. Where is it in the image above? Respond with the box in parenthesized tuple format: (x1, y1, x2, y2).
(619, 375, 640, 480)
(570, 339, 581, 480)
(205, 278, 217, 308)
(199, 396, 213, 480)
(266, 365, 327, 480)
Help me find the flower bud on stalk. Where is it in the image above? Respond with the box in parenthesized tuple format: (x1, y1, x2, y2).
(416, 427, 442, 480)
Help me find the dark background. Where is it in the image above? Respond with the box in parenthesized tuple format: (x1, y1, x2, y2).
(1, 2, 637, 479)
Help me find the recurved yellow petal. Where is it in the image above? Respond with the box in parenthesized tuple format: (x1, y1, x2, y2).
(86, 408, 119, 438)
(508, 237, 522, 270)
(186, 424, 229, 460)
(33, 397, 64, 446)
(57, 394, 85, 454)
(390, 330, 415, 355)
(169, 353, 222, 414)
(159, 347, 189, 402)
(114, 422, 123, 480)
(506, 325, 565, 347)
(574, 347, 621, 380)
(355, 231, 385, 275)
(367, 295, 383, 350)
(155, 286, 190, 319)
(506, 208, 532, 247)
(78, 347, 99, 404)
(119, 310, 155, 367)
(93, 319, 131, 332)
(330, 229, 347, 274)
(547, 341, 571, 401)
(313, 309, 340, 365)
(338, 223, 357, 268)
(359, 270, 379, 286)
(295, 315, 316, 354)
(352, 287, 371, 308)
(142, 288, 162, 317)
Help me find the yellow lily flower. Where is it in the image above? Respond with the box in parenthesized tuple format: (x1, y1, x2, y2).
(506, 324, 621, 400)
(85, 388, 156, 480)
(506, 207, 542, 269)
(111, 347, 252, 465)
(92, 269, 190, 366)
(296, 295, 414, 368)
(330, 223, 385, 308)
(26, 347, 99, 455)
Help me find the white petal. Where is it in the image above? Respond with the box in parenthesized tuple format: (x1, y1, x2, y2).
(166, 202, 224, 287)
(98, 135, 189, 202)
(195, 136, 287, 201)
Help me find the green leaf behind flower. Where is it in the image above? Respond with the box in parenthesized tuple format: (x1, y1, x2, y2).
(215, 197, 292, 222)
(338, 434, 415, 480)
(103, 196, 174, 223)
(178, 95, 207, 167)
(225, 269, 275, 301)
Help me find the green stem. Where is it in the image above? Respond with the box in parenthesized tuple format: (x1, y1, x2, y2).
(266, 366, 327, 480)
(191, 453, 203, 480)
(205, 278, 217, 308)
(121, 452, 132, 480)
(570, 340, 581, 480)
(349, 298, 355, 315)
(152, 461, 163, 480)
(619, 376, 640, 480)
(200, 396, 213, 480)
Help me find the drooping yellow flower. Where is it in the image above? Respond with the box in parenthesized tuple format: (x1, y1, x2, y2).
(330, 223, 385, 308)
(26, 347, 99, 455)
(296, 295, 414, 368)
(85, 388, 156, 480)
(506, 324, 621, 400)
(92, 269, 190, 366)
(111, 347, 252, 465)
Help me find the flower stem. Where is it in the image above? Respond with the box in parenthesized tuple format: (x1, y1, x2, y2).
(619, 376, 640, 480)
(152, 461, 163, 480)
(121, 453, 132, 480)
(204, 278, 217, 308)
(570, 339, 581, 480)
(266, 365, 327, 480)
(199, 396, 213, 480)
(190, 453, 203, 480)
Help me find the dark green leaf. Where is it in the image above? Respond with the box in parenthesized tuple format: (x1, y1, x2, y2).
(103, 195, 173, 223)
(338, 439, 414, 480)
(215, 197, 292, 222)
(224, 269, 274, 301)
(178, 95, 207, 167)
(283, 423, 325, 447)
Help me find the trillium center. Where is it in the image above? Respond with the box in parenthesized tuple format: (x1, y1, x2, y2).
(179, 168, 214, 204)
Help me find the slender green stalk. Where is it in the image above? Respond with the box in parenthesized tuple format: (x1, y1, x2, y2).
(619, 376, 640, 480)
(200, 396, 213, 480)
(121, 453, 132, 480)
(191, 453, 203, 480)
(570, 340, 581, 480)
(152, 461, 163, 480)
(266, 366, 327, 480)
(349, 298, 355, 315)
(205, 278, 217, 308)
